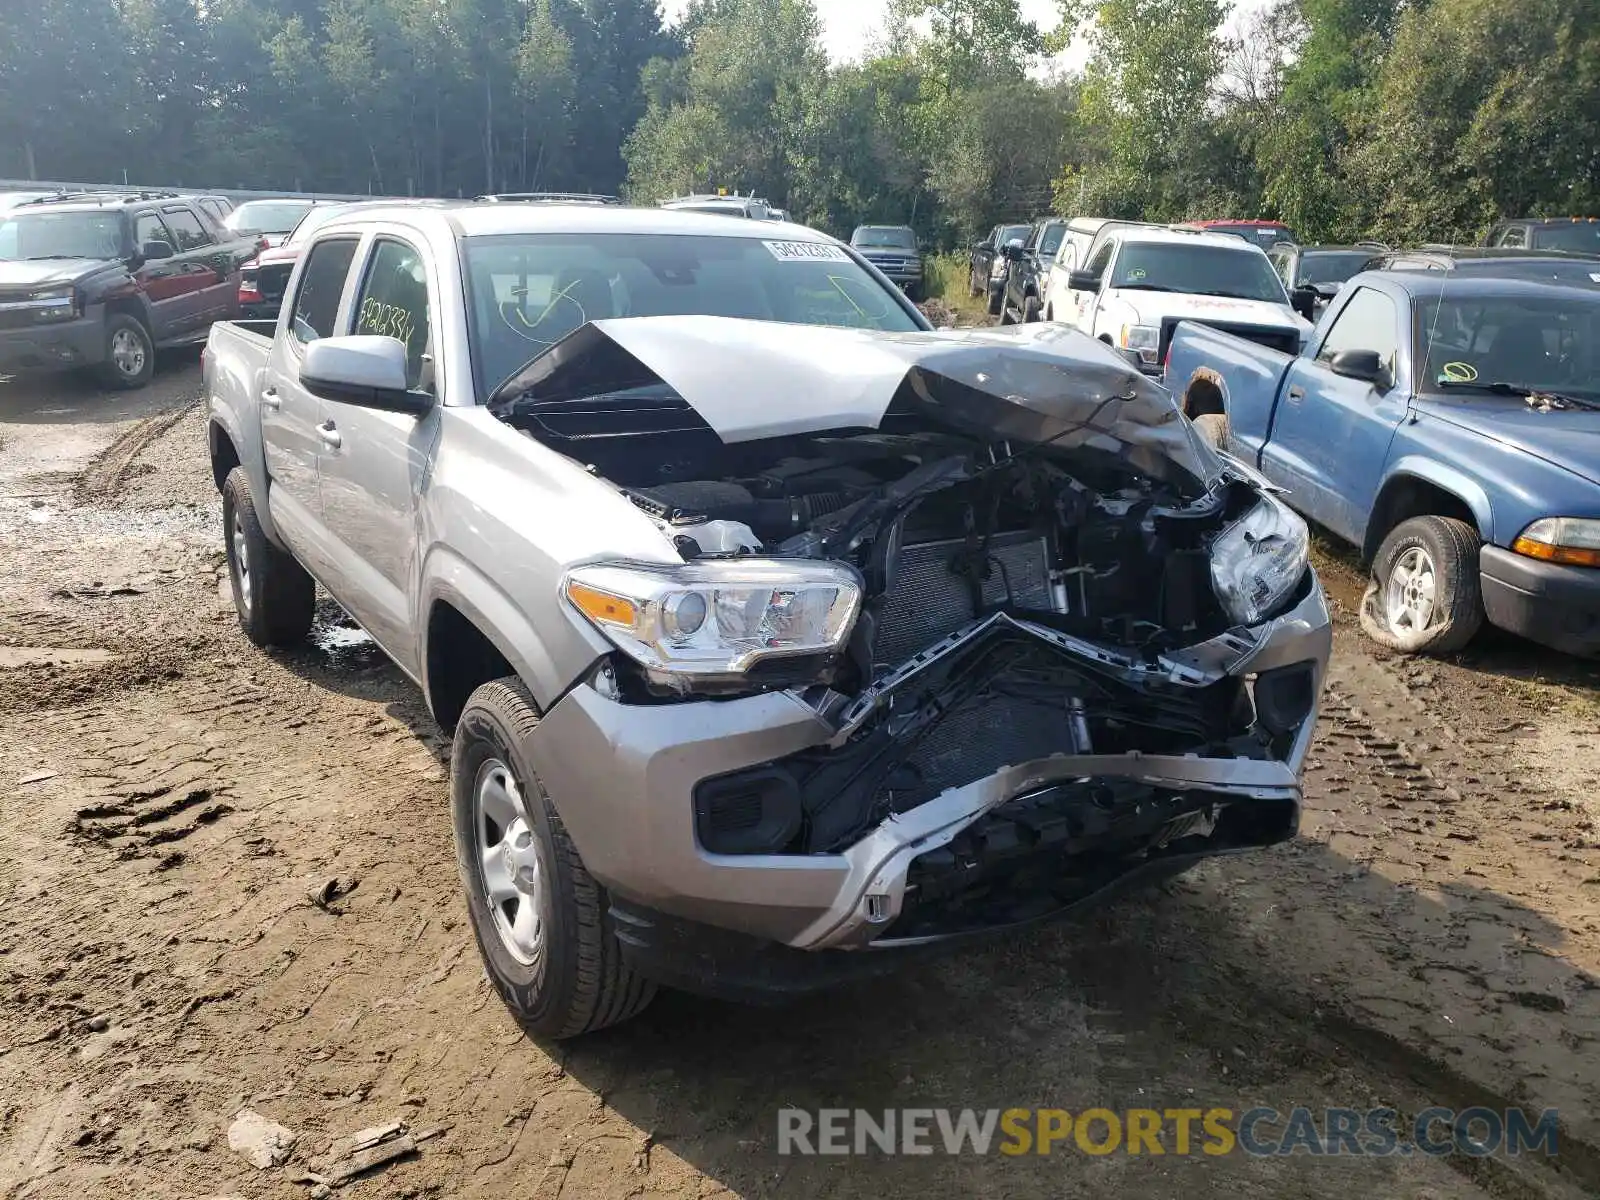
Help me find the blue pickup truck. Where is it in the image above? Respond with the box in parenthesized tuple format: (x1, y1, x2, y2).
(1165, 271, 1600, 656)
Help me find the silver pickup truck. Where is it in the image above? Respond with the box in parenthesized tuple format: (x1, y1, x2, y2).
(205, 202, 1332, 1038)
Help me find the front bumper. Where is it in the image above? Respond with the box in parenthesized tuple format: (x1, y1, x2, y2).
(0, 306, 106, 373)
(1481, 545, 1600, 656)
(526, 575, 1331, 981)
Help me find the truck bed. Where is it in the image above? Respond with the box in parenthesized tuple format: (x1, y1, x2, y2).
(1162, 319, 1299, 467)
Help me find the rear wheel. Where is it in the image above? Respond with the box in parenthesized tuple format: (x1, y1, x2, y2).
(222, 467, 314, 648)
(986, 287, 1003, 317)
(1360, 516, 1485, 655)
(452, 678, 657, 1039)
(1023, 296, 1042, 323)
(94, 314, 154, 390)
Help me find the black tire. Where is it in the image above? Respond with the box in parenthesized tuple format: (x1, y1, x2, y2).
(1192, 412, 1229, 449)
(967, 268, 981, 299)
(986, 287, 1003, 317)
(452, 678, 656, 1039)
(1022, 296, 1042, 323)
(94, 314, 154, 390)
(222, 466, 315, 648)
(1361, 515, 1485, 655)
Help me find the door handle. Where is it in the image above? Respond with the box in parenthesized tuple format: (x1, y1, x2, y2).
(1287, 386, 1306, 401)
(261, 387, 280, 410)
(317, 421, 342, 449)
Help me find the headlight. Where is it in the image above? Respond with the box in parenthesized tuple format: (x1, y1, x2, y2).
(564, 559, 862, 684)
(1513, 517, 1600, 568)
(1209, 496, 1310, 625)
(30, 287, 78, 323)
(1119, 323, 1160, 365)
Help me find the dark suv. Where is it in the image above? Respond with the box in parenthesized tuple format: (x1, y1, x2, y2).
(0, 192, 258, 389)
(1485, 217, 1600, 255)
(849, 225, 923, 299)
(999, 218, 1066, 323)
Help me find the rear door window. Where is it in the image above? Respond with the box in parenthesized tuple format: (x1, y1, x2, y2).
(291, 237, 360, 346)
(134, 211, 173, 252)
(162, 206, 213, 250)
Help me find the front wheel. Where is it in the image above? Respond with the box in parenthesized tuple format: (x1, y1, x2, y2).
(986, 287, 1003, 317)
(1360, 515, 1485, 655)
(94, 314, 154, 390)
(452, 678, 656, 1039)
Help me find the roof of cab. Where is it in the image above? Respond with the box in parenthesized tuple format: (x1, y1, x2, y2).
(311, 201, 836, 242)
(1369, 271, 1600, 302)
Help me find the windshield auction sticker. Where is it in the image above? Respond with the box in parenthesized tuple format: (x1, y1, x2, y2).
(1440, 361, 1479, 383)
(764, 241, 852, 263)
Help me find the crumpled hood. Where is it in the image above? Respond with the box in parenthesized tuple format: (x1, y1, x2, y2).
(0, 257, 121, 289)
(1414, 395, 1600, 486)
(491, 315, 1224, 494)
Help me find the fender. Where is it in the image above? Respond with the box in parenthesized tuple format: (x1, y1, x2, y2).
(418, 544, 606, 715)
(1365, 458, 1495, 560)
(206, 371, 282, 546)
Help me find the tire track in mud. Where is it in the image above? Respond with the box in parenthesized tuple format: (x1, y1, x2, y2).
(72, 396, 200, 503)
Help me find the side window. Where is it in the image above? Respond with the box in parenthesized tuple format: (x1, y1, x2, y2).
(1315, 286, 1399, 375)
(353, 238, 433, 392)
(1084, 241, 1114, 281)
(1056, 242, 1077, 270)
(134, 212, 172, 251)
(161, 206, 212, 250)
(291, 237, 360, 346)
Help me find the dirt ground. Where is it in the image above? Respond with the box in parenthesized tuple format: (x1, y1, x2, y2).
(3, 360, 1600, 1200)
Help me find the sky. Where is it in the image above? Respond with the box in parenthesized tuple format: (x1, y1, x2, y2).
(658, 0, 1275, 71)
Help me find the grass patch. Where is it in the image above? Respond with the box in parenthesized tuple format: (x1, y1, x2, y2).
(921, 252, 992, 326)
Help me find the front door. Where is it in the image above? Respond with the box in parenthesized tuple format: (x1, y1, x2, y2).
(313, 233, 439, 674)
(1258, 285, 1409, 543)
(131, 211, 196, 341)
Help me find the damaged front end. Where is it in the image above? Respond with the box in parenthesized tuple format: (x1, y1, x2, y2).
(496, 317, 1331, 955)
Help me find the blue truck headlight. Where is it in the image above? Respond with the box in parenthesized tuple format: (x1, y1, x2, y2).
(1209, 495, 1310, 625)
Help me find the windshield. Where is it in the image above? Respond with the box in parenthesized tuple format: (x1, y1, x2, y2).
(1416, 293, 1600, 399)
(996, 224, 1028, 248)
(1299, 251, 1373, 286)
(226, 200, 314, 235)
(284, 205, 350, 246)
(0, 210, 124, 261)
(1037, 224, 1066, 256)
(1529, 224, 1600, 254)
(464, 232, 922, 398)
(852, 227, 916, 249)
(1111, 243, 1289, 303)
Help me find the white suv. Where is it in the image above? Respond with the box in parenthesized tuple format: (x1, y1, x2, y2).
(1048, 227, 1311, 372)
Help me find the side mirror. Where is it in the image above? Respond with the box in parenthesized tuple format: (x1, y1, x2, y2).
(300, 335, 431, 415)
(1290, 284, 1318, 320)
(1067, 269, 1100, 291)
(1328, 348, 1385, 384)
(141, 240, 174, 261)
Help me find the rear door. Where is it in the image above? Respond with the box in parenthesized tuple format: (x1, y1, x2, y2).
(131, 210, 193, 341)
(312, 231, 440, 673)
(261, 235, 361, 563)
(1258, 285, 1410, 542)
(162, 203, 238, 329)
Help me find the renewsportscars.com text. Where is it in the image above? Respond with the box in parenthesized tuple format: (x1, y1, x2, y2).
(777, 1106, 1560, 1158)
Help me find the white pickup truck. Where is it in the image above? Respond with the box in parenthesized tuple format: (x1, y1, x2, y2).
(1041, 226, 1314, 373)
(203, 200, 1330, 1038)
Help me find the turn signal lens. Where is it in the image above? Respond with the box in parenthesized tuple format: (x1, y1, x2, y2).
(1512, 518, 1600, 567)
(565, 580, 639, 627)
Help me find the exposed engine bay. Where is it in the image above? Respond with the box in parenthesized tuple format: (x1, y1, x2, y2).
(493, 317, 1320, 941)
